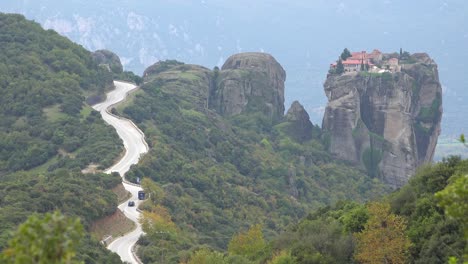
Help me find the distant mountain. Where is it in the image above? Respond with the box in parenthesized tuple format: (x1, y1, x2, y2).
(1, 0, 467, 142)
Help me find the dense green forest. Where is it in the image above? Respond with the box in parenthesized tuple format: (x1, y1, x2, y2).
(179, 156, 467, 264)
(0, 13, 122, 173)
(117, 61, 389, 263)
(0, 13, 123, 262)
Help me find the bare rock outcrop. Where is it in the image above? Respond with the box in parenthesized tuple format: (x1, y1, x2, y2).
(322, 53, 442, 188)
(92, 49, 123, 74)
(285, 101, 314, 142)
(210, 52, 286, 121)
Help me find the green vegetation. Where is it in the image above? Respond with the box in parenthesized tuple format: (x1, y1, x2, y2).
(228, 224, 268, 262)
(0, 14, 454, 263)
(340, 48, 352, 61)
(400, 51, 417, 64)
(0, 170, 123, 262)
(0, 13, 123, 262)
(261, 157, 467, 264)
(362, 146, 382, 178)
(1, 211, 83, 264)
(0, 13, 122, 173)
(382, 71, 393, 81)
(117, 63, 388, 262)
(336, 58, 344, 74)
(411, 80, 422, 104)
(362, 132, 386, 178)
(417, 93, 442, 123)
(354, 202, 411, 264)
(114, 71, 143, 85)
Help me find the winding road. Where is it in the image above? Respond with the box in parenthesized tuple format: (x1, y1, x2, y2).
(93, 81, 148, 264)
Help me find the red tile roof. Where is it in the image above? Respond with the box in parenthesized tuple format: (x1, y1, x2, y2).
(343, 60, 362, 65)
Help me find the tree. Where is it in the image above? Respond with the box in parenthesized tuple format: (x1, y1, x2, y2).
(336, 58, 345, 74)
(268, 250, 297, 264)
(228, 224, 267, 261)
(1, 211, 83, 264)
(185, 249, 228, 264)
(340, 205, 369, 233)
(341, 48, 352, 61)
(436, 173, 468, 262)
(436, 174, 468, 238)
(354, 202, 411, 264)
(141, 178, 165, 205)
(140, 207, 177, 237)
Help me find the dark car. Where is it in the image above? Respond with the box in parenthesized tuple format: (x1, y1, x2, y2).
(128, 201, 135, 207)
(138, 191, 145, 200)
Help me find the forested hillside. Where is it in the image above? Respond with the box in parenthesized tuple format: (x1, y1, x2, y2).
(118, 60, 389, 263)
(174, 157, 467, 264)
(263, 156, 467, 263)
(0, 13, 122, 172)
(0, 13, 123, 263)
(1, 11, 462, 264)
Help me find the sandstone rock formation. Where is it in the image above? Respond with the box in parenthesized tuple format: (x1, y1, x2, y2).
(285, 101, 314, 142)
(92, 49, 123, 74)
(322, 53, 442, 188)
(210, 52, 286, 121)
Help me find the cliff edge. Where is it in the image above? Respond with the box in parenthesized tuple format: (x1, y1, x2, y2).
(322, 52, 442, 188)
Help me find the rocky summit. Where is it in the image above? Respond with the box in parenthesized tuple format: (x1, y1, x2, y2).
(92, 49, 123, 74)
(285, 101, 314, 142)
(322, 52, 442, 188)
(210, 52, 286, 121)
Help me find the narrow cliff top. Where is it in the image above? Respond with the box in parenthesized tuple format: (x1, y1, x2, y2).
(222, 52, 286, 80)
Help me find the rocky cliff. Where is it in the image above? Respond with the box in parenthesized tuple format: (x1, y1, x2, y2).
(210, 52, 286, 121)
(92, 49, 123, 74)
(143, 53, 287, 122)
(284, 101, 315, 142)
(322, 53, 442, 188)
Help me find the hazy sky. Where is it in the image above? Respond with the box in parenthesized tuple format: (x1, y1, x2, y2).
(1, 0, 467, 135)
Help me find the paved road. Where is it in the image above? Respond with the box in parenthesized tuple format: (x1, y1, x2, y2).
(93, 81, 148, 264)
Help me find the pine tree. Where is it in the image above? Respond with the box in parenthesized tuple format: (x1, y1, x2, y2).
(336, 58, 345, 74)
(341, 48, 352, 60)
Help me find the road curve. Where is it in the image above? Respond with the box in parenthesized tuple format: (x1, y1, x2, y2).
(93, 81, 148, 264)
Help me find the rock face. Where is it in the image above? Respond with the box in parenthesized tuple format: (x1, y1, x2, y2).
(210, 52, 286, 121)
(322, 53, 442, 188)
(285, 101, 314, 142)
(92, 49, 123, 74)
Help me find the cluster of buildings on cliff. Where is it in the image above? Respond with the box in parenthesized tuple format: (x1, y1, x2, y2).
(330, 49, 401, 73)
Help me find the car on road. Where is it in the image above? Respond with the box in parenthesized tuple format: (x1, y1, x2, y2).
(128, 201, 135, 207)
(138, 190, 145, 200)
